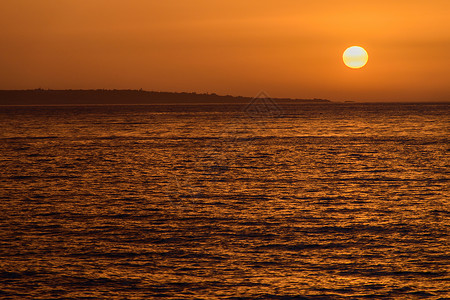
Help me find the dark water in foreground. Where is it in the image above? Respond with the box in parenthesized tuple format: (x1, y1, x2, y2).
(0, 102, 449, 299)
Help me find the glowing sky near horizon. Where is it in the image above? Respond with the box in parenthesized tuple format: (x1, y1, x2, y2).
(0, 0, 449, 101)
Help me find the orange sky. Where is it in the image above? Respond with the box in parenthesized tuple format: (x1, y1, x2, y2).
(1, 0, 449, 101)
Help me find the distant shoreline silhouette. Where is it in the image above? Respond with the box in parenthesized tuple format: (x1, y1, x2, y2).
(0, 89, 331, 105)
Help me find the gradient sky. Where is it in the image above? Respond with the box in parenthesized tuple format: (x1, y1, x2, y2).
(1, 0, 449, 101)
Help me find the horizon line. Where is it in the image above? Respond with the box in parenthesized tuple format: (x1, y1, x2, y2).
(0, 89, 449, 104)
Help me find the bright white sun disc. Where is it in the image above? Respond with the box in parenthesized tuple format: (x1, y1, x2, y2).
(343, 46, 368, 69)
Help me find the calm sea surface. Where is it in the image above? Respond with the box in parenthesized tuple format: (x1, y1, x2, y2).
(0, 102, 448, 299)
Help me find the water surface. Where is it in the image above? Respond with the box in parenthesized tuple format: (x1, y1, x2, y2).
(0, 102, 448, 299)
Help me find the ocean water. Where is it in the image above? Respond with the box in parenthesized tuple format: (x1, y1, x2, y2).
(0, 102, 448, 299)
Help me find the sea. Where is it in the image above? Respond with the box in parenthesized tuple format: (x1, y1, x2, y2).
(0, 101, 448, 299)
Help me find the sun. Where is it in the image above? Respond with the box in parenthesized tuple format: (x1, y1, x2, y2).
(343, 46, 368, 69)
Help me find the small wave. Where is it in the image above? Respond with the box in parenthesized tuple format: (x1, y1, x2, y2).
(1, 136, 59, 140)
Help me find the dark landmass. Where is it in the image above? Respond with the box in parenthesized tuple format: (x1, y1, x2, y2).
(0, 89, 331, 105)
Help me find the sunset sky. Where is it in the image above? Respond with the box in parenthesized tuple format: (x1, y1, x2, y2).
(1, 0, 449, 101)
